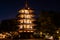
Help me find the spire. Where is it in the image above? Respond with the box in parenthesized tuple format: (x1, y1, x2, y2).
(25, 0, 28, 8)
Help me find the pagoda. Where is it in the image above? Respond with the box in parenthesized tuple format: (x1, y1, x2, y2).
(17, 0, 35, 33)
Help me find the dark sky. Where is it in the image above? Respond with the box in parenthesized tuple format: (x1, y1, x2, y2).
(0, 0, 59, 21)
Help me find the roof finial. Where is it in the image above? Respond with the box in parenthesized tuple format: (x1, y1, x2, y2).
(25, 0, 28, 8)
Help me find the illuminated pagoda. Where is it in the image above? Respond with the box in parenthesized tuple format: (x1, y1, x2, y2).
(17, 0, 35, 33)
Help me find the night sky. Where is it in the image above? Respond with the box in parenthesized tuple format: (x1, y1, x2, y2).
(0, 0, 59, 21)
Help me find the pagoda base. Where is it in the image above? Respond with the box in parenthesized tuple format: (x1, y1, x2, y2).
(19, 32, 34, 39)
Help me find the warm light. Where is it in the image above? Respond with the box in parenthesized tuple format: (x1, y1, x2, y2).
(19, 9, 25, 13)
(24, 31, 26, 32)
(59, 36, 60, 38)
(20, 15, 24, 18)
(0, 34, 6, 39)
(34, 32, 37, 35)
(45, 35, 49, 38)
(28, 8, 30, 9)
(27, 20, 30, 23)
(19, 9, 34, 13)
(20, 20, 23, 23)
(48, 36, 53, 39)
(59, 36, 60, 40)
(40, 32, 43, 35)
(29, 10, 34, 13)
(30, 15, 34, 18)
(25, 10, 29, 13)
(20, 25, 23, 29)
(26, 19, 33, 23)
(27, 31, 30, 32)
(27, 25, 30, 28)
(24, 25, 27, 28)
(19, 19, 34, 24)
(30, 26, 32, 29)
(24, 25, 33, 29)
(56, 30, 59, 34)
(18, 6, 35, 33)
(26, 15, 31, 18)
(19, 31, 23, 32)
(21, 15, 31, 18)
(18, 25, 23, 29)
(25, 15, 35, 18)
(24, 14, 27, 18)
(31, 24, 35, 26)
(19, 9, 30, 13)
(29, 20, 32, 23)
(20, 14, 30, 18)
(24, 19, 27, 23)
(23, 19, 32, 23)
(31, 31, 33, 32)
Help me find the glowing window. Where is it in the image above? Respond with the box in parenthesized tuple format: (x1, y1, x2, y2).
(20, 20, 23, 23)
(26, 15, 31, 18)
(27, 31, 30, 32)
(19, 10, 25, 13)
(31, 31, 33, 32)
(24, 25, 27, 28)
(24, 15, 27, 18)
(30, 26, 32, 29)
(27, 25, 30, 28)
(25, 10, 29, 14)
(24, 19, 27, 23)
(24, 15, 32, 18)
(24, 31, 26, 32)
(19, 31, 23, 32)
(27, 20, 30, 23)
(26, 19, 32, 23)
(20, 15, 24, 18)
(30, 20, 32, 23)
(20, 25, 23, 29)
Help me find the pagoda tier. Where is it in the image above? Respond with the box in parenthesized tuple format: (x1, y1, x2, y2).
(17, 17, 35, 21)
(18, 29, 35, 32)
(17, 3, 35, 32)
(18, 24, 35, 26)
(18, 8, 34, 13)
(17, 14, 35, 19)
(17, 18, 35, 20)
(18, 24, 35, 29)
(17, 13, 35, 16)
